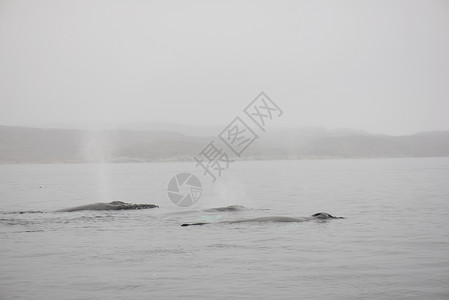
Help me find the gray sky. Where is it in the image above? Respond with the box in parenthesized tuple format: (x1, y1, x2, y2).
(1, 0, 448, 135)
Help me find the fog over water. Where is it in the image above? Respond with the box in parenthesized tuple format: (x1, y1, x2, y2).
(1, 2, 449, 299)
(1, 0, 449, 134)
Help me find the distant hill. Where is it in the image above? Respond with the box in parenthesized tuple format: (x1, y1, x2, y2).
(0, 125, 448, 163)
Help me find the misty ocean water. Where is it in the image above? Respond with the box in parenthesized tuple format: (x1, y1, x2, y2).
(1, 158, 448, 300)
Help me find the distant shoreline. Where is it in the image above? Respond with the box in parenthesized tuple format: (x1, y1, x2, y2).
(1, 125, 449, 164)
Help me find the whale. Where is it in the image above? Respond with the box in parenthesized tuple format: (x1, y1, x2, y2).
(181, 212, 343, 226)
(202, 205, 253, 212)
(56, 201, 159, 212)
(161, 205, 263, 216)
(14, 204, 250, 215)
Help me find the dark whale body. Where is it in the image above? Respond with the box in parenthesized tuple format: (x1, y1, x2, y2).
(203, 205, 250, 212)
(181, 212, 343, 226)
(159, 205, 258, 217)
(56, 201, 159, 212)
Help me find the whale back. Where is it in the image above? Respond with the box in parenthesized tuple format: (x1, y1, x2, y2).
(312, 212, 343, 219)
(203, 205, 248, 212)
(56, 201, 158, 212)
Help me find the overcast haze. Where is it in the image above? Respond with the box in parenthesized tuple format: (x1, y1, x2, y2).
(1, 0, 448, 135)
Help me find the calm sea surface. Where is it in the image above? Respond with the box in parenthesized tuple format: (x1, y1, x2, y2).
(1, 158, 448, 299)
